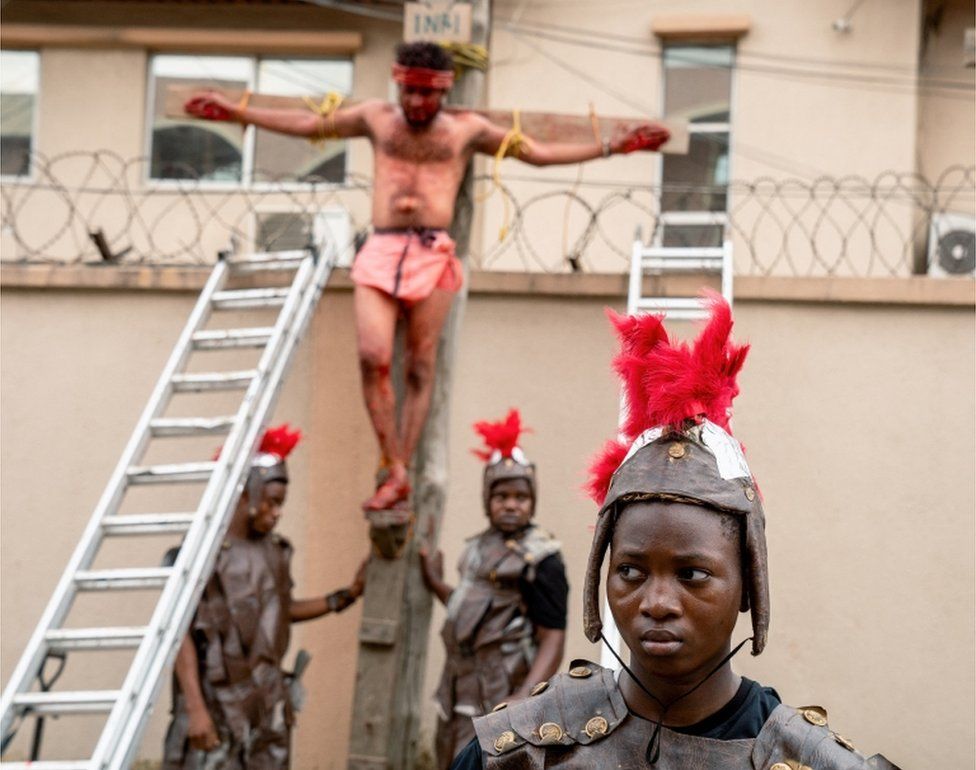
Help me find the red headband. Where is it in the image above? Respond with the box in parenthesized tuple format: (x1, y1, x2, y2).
(392, 63, 454, 90)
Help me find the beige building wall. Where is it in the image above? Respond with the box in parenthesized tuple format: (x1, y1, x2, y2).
(1, 277, 973, 767)
(2, 0, 973, 273)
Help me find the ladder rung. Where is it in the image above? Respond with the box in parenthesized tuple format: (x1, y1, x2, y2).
(637, 309, 709, 321)
(230, 260, 304, 273)
(231, 249, 310, 263)
(149, 416, 236, 437)
(0, 762, 92, 769)
(12, 690, 120, 715)
(192, 327, 274, 350)
(127, 461, 216, 484)
(642, 258, 723, 272)
(171, 369, 257, 392)
(211, 288, 290, 310)
(228, 253, 308, 273)
(102, 512, 195, 536)
(45, 626, 148, 652)
(640, 247, 726, 258)
(636, 298, 706, 309)
(74, 568, 172, 591)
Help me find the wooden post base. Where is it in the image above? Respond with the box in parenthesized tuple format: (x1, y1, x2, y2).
(366, 507, 414, 560)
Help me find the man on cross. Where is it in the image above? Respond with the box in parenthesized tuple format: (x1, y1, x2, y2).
(185, 42, 670, 512)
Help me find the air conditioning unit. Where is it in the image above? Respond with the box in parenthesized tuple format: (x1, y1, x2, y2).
(928, 212, 976, 278)
(253, 206, 354, 266)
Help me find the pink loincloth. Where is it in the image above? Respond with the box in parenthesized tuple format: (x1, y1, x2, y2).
(351, 229, 463, 305)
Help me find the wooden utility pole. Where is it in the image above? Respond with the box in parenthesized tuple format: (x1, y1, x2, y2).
(346, 3, 491, 768)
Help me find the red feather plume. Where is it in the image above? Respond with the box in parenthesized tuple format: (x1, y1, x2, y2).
(586, 292, 749, 503)
(472, 409, 529, 462)
(258, 423, 302, 460)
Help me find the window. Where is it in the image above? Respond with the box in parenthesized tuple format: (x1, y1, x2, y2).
(1, 50, 39, 178)
(659, 45, 733, 247)
(148, 54, 353, 184)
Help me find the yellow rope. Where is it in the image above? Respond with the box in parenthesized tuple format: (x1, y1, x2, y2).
(477, 110, 524, 241)
(236, 89, 252, 122)
(303, 91, 344, 145)
(439, 41, 489, 78)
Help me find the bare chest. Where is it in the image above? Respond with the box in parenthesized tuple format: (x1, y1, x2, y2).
(375, 119, 464, 166)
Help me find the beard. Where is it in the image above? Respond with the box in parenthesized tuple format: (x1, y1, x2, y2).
(403, 104, 441, 129)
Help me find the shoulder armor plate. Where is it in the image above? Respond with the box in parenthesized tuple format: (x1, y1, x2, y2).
(474, 661, 627, 757)
(754, 704, 901, 770)
(514, 527, 562, 568)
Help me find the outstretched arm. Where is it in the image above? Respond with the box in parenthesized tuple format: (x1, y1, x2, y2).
(290, 557, 368, 622)
(511, 626, 565, 699)
(184, 90, 375, 140)
(173, 634, 221, 751)
(472, 115, 670, 167)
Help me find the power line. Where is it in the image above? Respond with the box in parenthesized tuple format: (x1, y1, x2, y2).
(502, 15, 969, 75)
(500, 20, 975, 97)
(505, 28, 834, 180)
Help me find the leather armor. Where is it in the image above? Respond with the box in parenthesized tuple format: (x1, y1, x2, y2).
(163, 534, 294, 769)
(435, 525, 561, 769)
(473, 663, 901, 770)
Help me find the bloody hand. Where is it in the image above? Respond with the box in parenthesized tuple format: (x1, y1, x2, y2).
(184, 92, 239, 123)
(613, 123, 671, 154)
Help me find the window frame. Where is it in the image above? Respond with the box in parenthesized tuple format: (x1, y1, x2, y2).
(656, 42, 737, 246)
(143, 51, 354, 192)
(0, 48, 41, 184)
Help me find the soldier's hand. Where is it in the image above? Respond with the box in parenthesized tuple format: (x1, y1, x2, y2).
(612, 123, 670, 154)
(350, 557, 368, 599)
(184, 91, 240, 123)
(418, 545, 444, 587)
(187, 706, 221, 751)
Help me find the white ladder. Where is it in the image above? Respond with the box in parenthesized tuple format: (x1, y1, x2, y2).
(0, 243, 334, 769)
(628, 231, 733, 320)
(599, 230, 734, 672)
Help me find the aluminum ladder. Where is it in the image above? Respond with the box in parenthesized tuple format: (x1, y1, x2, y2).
(0, 241, 334, 769)
(599, 229, 734, 671)
(627, 229, 733, 320)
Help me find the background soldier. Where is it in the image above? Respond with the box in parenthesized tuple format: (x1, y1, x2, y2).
(419, 410, 568, 770)
(162, 425, 367, 769)
(184, 42, 671, 513)
(453, 299, 901, 769)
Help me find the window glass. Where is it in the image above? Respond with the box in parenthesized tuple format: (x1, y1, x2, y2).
(661, 132, 729, 212)
(1, 50, 39, 177)
(149, 55, 250, 181)
(661, 224, 724, 248)
(253, 59, 353, 183)
(663, 46, 732, 124)
(255, 211, 316, 251)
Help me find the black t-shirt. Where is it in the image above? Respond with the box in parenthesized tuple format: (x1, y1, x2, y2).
(518, 552, 568, 631)
(448, 677, 781, 770)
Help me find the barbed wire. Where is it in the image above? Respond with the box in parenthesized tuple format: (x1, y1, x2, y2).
(1, 150, 973, 277)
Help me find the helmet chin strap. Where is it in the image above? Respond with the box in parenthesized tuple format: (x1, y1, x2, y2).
(599, 633, 752, 764)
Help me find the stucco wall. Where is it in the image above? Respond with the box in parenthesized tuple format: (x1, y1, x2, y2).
(2, 0, 974, 275)
(1, 279, 972, 767)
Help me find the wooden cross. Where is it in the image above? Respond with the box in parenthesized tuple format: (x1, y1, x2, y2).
(164, 86, 689, 154)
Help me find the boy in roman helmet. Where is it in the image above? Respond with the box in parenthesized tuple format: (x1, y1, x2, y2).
(162, 425, 367, 769)
(419, 410, 568, 770)
(452, 299, 900, 769)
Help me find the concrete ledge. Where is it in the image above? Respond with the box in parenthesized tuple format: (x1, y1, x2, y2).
(735, 275, 975, 306)
(1, 263, 973, 307)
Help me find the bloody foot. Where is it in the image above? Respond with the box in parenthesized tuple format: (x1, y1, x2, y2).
(363, 463, 411, 511)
